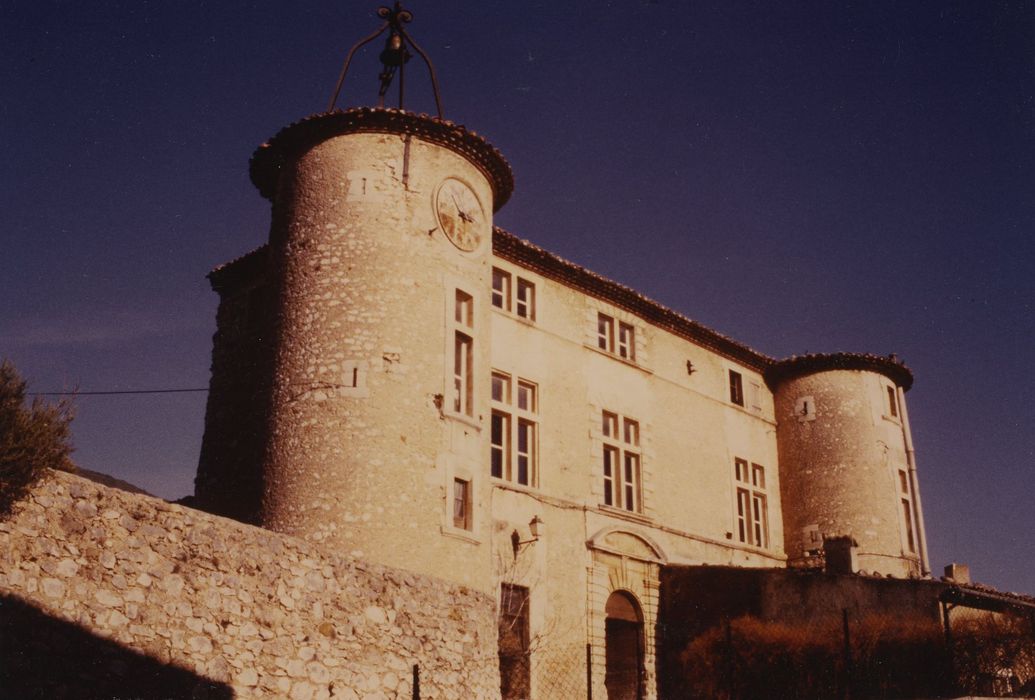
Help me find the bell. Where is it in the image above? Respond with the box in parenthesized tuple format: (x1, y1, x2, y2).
(379, 33, 409, 67)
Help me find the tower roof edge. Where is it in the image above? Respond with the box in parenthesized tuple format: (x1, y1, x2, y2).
(249, 108, 514, 210)
(765, 352, 914, 391)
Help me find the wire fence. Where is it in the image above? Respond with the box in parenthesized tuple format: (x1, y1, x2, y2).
(669, 607, 1035, 699)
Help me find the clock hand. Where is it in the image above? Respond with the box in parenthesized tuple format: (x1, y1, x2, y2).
(451, 192, 474, 223)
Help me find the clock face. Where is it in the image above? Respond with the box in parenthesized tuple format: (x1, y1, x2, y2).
(435, 177, 487, 252)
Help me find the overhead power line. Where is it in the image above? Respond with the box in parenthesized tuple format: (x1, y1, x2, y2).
(32, 388, 209, 396)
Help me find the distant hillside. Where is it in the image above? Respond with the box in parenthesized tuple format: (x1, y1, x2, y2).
(74, 468, 151, 497)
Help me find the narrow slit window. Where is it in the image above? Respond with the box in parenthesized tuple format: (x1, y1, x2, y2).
(597, 313, 614, 352)
(454, 332, 473, 415)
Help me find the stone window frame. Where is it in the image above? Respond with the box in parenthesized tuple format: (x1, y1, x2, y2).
(733, 457, 770, 549)
(583, 301, 649, 370)
(588, 404, 655, 520)
(492, 266, 537, 323)
(726, 365, 766, 415)
(443, 281, 480, 429)
(440, 456, 481, 543)
(728, 369, 744, 407)
(883, 382, 901, 422)
(490, 370, 539, 488)
(896, 465, 919, 555)
(452, 477, 472, 530)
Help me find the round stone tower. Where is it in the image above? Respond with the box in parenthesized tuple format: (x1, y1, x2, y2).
(249, 108, 512, 593)
(766, 354, 929, 577)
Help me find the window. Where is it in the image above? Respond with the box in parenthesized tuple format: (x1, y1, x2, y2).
(597, 314, 614, 352)
(729, 370, 744, 406)
(734, 458, 768, 548)
(453, 478, 471, 530)
(491, 371, 538, 487)
(596, 313, 635, 361)
(452, 290, 474, 416)
(748, 380, 762, 412)
(516, 279, 535, 320)
(602, 411, 641, 512)
(491, 267, 536, 321)
(492, 268, 511, 311)
(886, 385, 899, 418)
(898, 468, 917, 553)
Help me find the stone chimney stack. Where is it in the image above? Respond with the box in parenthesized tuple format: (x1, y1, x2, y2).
(944, 563, 971, 584)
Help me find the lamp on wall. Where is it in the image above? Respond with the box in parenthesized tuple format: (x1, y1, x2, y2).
(511, 515, 544, 558)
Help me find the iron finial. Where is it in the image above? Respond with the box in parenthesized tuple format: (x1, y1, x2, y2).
(327, 2, 444, 118)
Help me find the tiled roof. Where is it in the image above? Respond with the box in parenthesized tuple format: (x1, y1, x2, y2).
(207, 245, 269, 292)
(249, 108, 514, 211)
(205, 234, 913, 388)
(765, 352, 914, 391)
(493, 227, 773, 371)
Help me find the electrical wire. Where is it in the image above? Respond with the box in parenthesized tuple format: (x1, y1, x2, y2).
(31, 388, 209, 396)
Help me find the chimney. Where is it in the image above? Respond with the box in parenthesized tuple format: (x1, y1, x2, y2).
(823, 535, 859, 575)
(944, 563, 971, 584)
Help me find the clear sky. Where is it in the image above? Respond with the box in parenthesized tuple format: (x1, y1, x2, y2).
(3, 2, 1032, 595)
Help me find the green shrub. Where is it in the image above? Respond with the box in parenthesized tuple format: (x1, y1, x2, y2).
(0, 359, 76, 516)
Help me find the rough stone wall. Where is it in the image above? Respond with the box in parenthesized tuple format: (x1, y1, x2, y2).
(195, 260, 274, 524)
(773, 369, 922, 576)
(0, 471, 501, 699)
(258, 130, 496, 595)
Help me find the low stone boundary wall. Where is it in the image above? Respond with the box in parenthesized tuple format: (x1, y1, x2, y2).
(0, 470, 500, 699)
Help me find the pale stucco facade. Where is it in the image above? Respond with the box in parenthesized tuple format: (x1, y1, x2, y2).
(195, 107, 928, 699)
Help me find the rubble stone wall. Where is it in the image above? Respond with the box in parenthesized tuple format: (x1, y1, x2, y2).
(0, 470, 501, 699)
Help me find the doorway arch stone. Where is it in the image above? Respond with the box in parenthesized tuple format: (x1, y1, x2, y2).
(586, 527, 665, 699)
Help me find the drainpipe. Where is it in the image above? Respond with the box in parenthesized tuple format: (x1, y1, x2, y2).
(898, 386, 930, 575)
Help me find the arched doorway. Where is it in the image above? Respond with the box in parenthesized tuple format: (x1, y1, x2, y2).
(605, 591, 644, 700)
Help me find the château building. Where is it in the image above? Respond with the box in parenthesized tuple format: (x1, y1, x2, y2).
(194, 10, 929, 698)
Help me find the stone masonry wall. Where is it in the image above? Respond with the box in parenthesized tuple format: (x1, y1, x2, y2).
(0, 470, 500, 699)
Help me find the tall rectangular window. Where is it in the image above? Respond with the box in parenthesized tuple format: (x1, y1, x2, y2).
(729, 370, 744, 406)
(601, 410, 642, 513)
(516, 279, 535, 320)
(618, 322, 635, 361)
(898, 468, 917, 553)
(454, 333, 472, 415)
(734, 458, 769, 548)
(453, 478, 471, 530)
(490, 371, 538, 487)
(886, 386, 899, 418)
(748, 380, 762, 412)
(451, 290, 474, 417)
(597, 313, 614, 352)
(492, 268, 511, 311)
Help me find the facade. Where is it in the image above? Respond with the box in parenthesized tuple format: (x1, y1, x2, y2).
(195, 106, 929, 699)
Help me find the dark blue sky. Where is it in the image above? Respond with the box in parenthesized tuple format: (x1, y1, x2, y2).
(3, 1, 1032, 594)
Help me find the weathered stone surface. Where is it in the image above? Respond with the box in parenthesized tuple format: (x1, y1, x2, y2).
(0, 472, 500, 698)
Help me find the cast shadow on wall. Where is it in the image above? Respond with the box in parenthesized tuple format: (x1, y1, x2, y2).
(0, 594, 233, 699)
